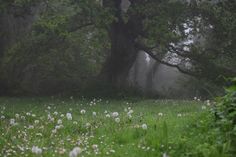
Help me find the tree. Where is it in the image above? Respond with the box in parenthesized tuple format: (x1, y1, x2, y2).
(73, 0, 236, 87)
(0, 0, 235, 95)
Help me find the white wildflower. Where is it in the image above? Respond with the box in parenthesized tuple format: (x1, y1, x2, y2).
(28, 125, 34, 129)
(177, 113, 182, 117)
(92, 112, 96, 116)
(26, 112, 31, 116)
(92, 144, 98, 150)
(34, 120, 39, 124)
(32, 146, 42, 155)
(66, 113, 72, 120)
(85, 123, 91, 128)
(10, 119, 16, 125)
(163, 152, 169, 157)
(80, 109, 86, 114)
(57, 119, 62, 124)
(112, 112, 119, 118)
(115, 117, 120, 123)
(141, 124, 147, 130)
(15, 114, 20, 119)
(201, 106, 206, 110)
(69, 147, 82, 157)
(53, 111, 58, 115)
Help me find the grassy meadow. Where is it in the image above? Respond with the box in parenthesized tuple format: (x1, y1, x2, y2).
(0, 97, 232, 157)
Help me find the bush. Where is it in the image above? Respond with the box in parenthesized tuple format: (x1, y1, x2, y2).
(214, 78, 236, 154)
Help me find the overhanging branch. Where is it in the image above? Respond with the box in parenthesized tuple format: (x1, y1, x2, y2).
(134, 42, 198, 77)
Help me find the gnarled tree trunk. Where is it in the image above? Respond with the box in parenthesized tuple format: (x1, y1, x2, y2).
(101, 0, 141, 88)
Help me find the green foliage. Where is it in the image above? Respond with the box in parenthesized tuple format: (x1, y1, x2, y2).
(0, 0, 109, 95)
(214, 78, 236, 152)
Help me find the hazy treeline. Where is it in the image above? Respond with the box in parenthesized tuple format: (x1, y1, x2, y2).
(0, 0, 235, 97)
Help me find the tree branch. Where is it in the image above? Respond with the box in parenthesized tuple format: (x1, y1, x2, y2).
(68, 22, 94, 32)
(134, 42, 199, 77)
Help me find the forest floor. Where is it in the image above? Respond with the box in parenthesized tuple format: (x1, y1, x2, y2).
(0, 97, 231, 157)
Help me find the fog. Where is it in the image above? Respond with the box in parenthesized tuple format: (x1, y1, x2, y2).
(128, 51, 194, 98)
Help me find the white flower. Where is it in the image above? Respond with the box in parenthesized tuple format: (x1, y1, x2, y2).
(104, 110, 108, 114)
(163, 152, 169, 157)
(28, 125, 34, 129)
(110, 149, 115, 153)
(206, 100, 211, 106)
(201, 106, 206, 110)
(128, 110, 133, 114)
(92, 144, 98, 150)
(194, 97, 197, 100)
(15, 114, 20, 119)
(112, 112, 119, 118)
(115, 118, 120, 123)
(80, 109, 86, 114)
(177, 113, 182, 117)
(105, 114, 110, 118)
(48, 114, 52, 120)
(57, 119, 62, 124)
(53, 111, 58, 115)
(34, 120, 39, 124)
(141, 124, 147, 130)
(66, 113, 72, 120)
(55, 125, 63, 130)
(158, 112, 163, 116)
(50, 117, 55, 122)
(26, 112, 31, 116)
(1, 115, 5, 119)
(92, 112, 96, 116)
(73, 121, 78, 125)
(128, 114, 132, 119)
(10, 119, 16, 125)
(32, 146, 42, 155)
(52, 129, 57, 134)
(85, 123, 91, 128)
(69, 147, 82, 157)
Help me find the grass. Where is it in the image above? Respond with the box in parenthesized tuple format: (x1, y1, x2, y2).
(0, 97, 232, 157)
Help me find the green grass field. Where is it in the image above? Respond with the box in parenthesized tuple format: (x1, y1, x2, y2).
(0, 97, 231, 157)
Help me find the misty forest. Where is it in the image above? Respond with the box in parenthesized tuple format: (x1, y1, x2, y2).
(0, 0, 236, 157)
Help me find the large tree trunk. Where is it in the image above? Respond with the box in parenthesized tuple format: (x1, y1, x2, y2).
(101, 0, 141, 87)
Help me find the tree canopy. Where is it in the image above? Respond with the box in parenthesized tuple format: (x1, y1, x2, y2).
(0, 0, 235, 96)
